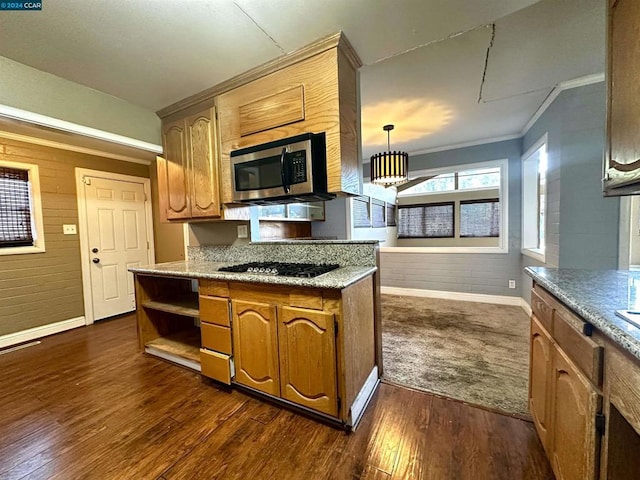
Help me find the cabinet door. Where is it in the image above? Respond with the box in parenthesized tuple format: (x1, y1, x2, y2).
(231, 300, 280, 396)
(160, 119, 190, 219)
(278, 306, 338, 417)
(529, 316, 553, 455)
(185, 108, 221, 218)
(604, 0, 640, 193)
(550, 345, 601, 480)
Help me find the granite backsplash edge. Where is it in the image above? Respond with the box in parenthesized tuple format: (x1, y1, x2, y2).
(188, 242, 378, 267)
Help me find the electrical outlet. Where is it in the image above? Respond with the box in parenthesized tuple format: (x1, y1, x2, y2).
(508, 280, 516, 289)
(237, 224, 248, 239)
(63, 224, 77, 235)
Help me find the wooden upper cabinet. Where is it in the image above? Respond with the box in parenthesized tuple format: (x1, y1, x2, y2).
(185, 108, 221, 218)
(232, 300, 280, 396)
(158, 107, 221, 221)
(216, 35, 361, 204)
(159, 120, 189, 220)
(550, 345, 601, 480)
(156, 33, 361, 205)
(603, 0, 640, 195)
(278, 306, 338, 417)
(529, 316, 553, 456)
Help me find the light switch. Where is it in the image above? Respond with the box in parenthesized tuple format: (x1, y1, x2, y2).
(237, 225, 248, 239)
(63, 224, 77, 235)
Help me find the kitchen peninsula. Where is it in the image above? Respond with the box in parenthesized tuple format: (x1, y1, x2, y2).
(129, 240, 380, 428)
(525, 267, 640, 480)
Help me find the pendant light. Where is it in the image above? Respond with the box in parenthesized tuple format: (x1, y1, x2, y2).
(370, 124, 409, 186)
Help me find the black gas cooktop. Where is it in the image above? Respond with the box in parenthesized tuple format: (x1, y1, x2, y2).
(218, 262, 340, 278)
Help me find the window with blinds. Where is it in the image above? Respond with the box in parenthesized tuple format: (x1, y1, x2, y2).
(371, 199, 386, 228)
(353, 196, 371, 228)
(0, 167, 34, 248)
(398, 202, 454, 238)
(460, 199, 500, 237)
(386, 204, 396, 227)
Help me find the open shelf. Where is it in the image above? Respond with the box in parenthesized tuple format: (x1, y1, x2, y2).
(145, 328, 201, 371)
(142, 293, 199, 318)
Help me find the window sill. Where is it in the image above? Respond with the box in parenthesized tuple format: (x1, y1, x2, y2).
(0, 245, 46, 256)
(521, 248, 545, 263)
(380, 246, 508, 254)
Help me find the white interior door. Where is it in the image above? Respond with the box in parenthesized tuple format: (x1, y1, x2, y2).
(84, 176, 150, 320)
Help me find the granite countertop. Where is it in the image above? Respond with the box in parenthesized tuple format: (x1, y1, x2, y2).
(525, 267, 640, 361)
(129, 261, 377, 290)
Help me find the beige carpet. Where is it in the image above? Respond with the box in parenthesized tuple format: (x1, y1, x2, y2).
(381, 294, 530, 416)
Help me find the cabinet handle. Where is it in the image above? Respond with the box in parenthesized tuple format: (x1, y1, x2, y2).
(280, 147, 290, 194)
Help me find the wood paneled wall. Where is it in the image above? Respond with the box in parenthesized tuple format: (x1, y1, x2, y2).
(0, 137, 149, 336)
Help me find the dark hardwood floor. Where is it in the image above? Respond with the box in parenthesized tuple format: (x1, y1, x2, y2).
(0, 315, 553, 480)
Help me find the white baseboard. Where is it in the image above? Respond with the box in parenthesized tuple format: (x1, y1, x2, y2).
(521, 298, 532, 316)
(0, 316, 86, 349)
(381, 286, 525, 307)
(349, 366, 379, 430)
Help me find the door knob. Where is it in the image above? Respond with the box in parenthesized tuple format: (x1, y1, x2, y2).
(92, 247, 99, 253)
(92, 258, 100, 264)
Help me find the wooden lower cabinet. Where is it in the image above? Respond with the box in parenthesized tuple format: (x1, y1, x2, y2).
(195, 276, 377, 424)
(529, 315, 553, 455)
(529, 285, 604, 480)
(232, 300, 280, 396)
(278, 306, 338, 417)
(550, 346, 601, 480)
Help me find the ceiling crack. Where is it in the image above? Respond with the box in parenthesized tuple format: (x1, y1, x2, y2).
(368, 23, 492, 67)
(234, 2, 286, 55)
(477, 23, 496, 104)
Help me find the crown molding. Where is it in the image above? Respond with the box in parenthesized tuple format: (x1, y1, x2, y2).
(0, 130, 153, 165)
(363, 73, 606, 161)
(362, 134, 521, 163)
(157, 31, 361, 119)
(408, 134, 521, 157)
(520, 72, 604, 137)
(0, 104, 162, 154)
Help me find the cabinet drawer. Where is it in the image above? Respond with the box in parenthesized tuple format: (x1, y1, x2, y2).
(201, 322, 232, 354)
(554, 311, 603, 387)
(199, 296, 230, 326)
(200, 349, 233, 384)
(531, 289, 554, 333)
(199, 280, 229, 298)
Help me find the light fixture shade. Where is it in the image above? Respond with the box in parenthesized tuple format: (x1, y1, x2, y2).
(370, 150, 409, 186)
(370, 124, 409, 186)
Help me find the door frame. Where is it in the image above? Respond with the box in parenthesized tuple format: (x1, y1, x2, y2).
(75, 168, 155, 325)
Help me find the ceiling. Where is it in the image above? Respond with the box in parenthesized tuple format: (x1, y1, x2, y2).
(0, 0, 605, 157)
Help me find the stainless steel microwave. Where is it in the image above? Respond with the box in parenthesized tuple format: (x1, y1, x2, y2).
(231, 132, 335, 205)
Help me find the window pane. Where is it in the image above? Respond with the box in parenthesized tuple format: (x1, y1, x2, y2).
(399, 173, 455, 195)
(386, 204, 396, 226)
(286, 203, 308, 219)
(371, 199, 385, 228)
(0, 167, 34, 247)
(522, 143, 546, 250)
(458, 167, 500, 190)
(353, 196, 371, 228)
(460, 200, 500, 237)
(259, 205, 286, 218)
(398, 203, 454, 238)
